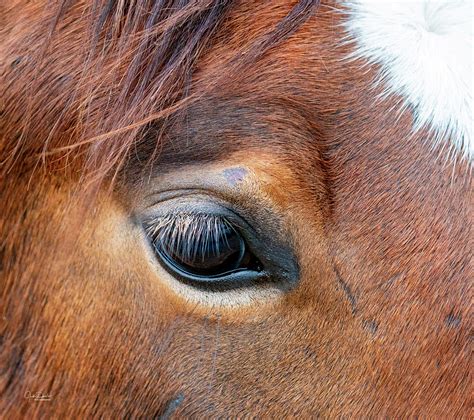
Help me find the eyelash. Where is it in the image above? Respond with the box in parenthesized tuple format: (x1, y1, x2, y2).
(145, 213, 235, 262)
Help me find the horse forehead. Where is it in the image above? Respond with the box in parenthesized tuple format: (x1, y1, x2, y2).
(187, 0, 472, 169)
(343, 0, 473, 161)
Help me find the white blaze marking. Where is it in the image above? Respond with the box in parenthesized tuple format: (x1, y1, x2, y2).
(343, 0, 473, 161)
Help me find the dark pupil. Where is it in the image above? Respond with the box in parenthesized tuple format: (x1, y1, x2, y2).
(158, 223, 246, 277)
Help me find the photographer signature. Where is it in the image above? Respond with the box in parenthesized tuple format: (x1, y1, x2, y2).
(24, 391, 52, 402)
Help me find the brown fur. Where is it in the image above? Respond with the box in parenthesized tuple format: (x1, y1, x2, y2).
(1, 0, 471, 417)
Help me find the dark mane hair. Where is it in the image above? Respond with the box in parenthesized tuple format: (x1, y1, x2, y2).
(1, 0, 319, 187)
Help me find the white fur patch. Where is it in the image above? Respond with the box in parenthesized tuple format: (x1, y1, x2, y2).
(342, 0, 473, 160)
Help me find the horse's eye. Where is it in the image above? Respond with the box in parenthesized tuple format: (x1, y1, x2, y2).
(141, 199, 299, 300)
(145, 214, 263, 290)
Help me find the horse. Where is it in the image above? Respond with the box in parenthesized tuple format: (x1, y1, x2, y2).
(1, 0, 472, 417)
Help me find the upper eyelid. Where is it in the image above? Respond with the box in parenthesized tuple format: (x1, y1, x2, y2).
(139, 195, 280, 262)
